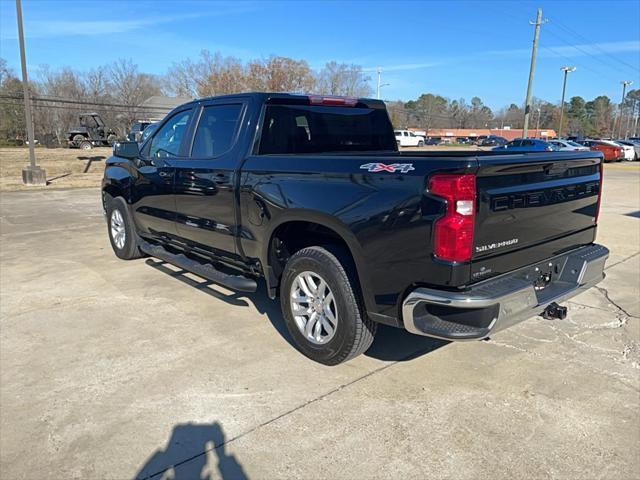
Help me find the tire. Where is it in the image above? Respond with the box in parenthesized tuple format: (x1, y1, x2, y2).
(106, 196, 143, 260)
(80, 141, 93, 150)
(418, 140, 425, 147)
(72, 134, 85, 144)
(107, 134, 117, 146)
(280, 245, 377, 365)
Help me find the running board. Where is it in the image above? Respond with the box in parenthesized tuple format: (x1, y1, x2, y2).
(139, 240, 257, 292)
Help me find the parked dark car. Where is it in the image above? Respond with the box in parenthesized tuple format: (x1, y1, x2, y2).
(424, 136, 441, 145)
(479, 135, 507, 147)
(494, 138, 559, 152)
(127, 121, 153, 142)
(103, 92, 608, 365)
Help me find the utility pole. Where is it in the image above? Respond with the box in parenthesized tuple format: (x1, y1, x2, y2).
(616, 80, 633, 139)
(522, 7, 547, 139)
(16, 0, 45, 185)
(557, 66, 576, 139)
(535, 107, 541, 136)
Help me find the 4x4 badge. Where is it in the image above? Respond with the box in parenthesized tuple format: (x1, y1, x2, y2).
(360, 163, 415, 173)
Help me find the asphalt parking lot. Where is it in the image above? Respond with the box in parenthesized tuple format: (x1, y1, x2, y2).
(1, 164, 638, 480)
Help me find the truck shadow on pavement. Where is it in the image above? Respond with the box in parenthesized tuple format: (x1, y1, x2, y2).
(134, 422, 247, 480)
(145, 259, 447, 362)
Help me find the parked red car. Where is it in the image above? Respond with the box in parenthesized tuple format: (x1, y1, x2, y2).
(578, 140, 623, 162)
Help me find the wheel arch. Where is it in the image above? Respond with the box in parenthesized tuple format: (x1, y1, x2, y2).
(102, 165, 133, 212)
(261, 211, 375, 313)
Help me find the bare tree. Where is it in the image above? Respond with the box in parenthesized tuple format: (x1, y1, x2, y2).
(35, 66, 88, 144)
(247, 56, 315, 93)
(316, 62, 371, 97)
(108, 59, 161, 130)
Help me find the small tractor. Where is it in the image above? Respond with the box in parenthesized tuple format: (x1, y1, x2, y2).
(67, 113, 118, 150)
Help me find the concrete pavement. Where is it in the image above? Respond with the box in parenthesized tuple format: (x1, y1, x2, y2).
(1, 165, 638, 479)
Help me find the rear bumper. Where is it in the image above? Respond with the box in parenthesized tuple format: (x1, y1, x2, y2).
(401, 244, 609, 341)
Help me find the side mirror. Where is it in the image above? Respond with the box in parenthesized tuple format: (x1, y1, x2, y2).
(113, 141, 140, 159)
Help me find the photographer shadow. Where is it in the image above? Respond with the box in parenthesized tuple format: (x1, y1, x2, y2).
(134, 422, 246, 480)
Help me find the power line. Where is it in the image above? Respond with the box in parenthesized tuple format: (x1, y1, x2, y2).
(538, 44, 608, 80)
(0, 93, 179, 111)
(0, 99, 170, 117)
(543, 25, 639, 78)
(548, 17, 639, 75)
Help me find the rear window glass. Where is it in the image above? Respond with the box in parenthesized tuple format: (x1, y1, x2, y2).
(258, 105, 396, 154)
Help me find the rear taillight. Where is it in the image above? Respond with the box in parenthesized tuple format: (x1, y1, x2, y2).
(428, 174, 476, 262)
(595, 161, 604, 224)
(308, 95, 357, 106)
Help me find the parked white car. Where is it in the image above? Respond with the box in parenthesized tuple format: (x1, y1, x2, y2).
(395, 130, 425, 147)
(547, 139, 590, 151)
(602, 140, 635, 161)
(615, 140, 640, 161)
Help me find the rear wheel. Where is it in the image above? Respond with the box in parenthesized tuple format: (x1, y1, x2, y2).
(106, 196, 143, 260)
(280, 246, 376, 365)
(418, 140, 425, 147)
(79, 141, 92, 150)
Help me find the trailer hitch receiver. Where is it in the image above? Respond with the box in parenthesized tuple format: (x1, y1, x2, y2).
(542, 302, 568, 320)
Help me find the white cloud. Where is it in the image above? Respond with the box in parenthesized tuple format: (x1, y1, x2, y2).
(362, 40, 639, 74)
(1, 5, 260, 40)
(363, 62, 440, 72)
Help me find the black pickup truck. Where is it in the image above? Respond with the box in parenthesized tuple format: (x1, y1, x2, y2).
(102, 92, 608, 365)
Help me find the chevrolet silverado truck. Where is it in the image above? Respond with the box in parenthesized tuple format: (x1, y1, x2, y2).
(102, 93, 609, 365)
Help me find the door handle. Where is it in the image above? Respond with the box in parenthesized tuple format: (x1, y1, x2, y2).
(214, 173, 229, 184)
(159, 171, 171, 178)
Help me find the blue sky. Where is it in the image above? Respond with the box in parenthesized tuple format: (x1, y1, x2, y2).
(1, 0, 638, 109)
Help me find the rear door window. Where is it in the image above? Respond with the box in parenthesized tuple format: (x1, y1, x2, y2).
(191, 104, 243, 158)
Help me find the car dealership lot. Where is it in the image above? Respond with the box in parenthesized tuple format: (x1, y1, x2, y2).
(1, 165, 638, 479)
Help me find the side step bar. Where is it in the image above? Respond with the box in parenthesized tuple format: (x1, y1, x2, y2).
(139, 240, 257, 292)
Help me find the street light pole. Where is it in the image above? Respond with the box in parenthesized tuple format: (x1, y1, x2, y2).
(557, 66, 575, 139)
(624, 97, 634, 139)
(376, 67, 381, 100)
(633, 99, 639, 137)
(16, 0, 45, 185)
(617, 80, 633, 139)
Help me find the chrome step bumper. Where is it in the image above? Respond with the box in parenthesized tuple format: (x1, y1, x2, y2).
(401, 244, 609, 341)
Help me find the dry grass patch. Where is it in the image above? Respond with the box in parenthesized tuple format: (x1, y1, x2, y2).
(0, 147, 112, 191)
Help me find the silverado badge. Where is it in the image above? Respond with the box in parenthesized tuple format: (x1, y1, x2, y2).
(360, 163, 415, 173)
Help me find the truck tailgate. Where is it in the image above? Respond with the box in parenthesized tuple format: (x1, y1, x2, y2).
(471, 152, 602, 281)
